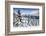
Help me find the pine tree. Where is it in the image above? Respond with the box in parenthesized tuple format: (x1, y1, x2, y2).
(18, 10, 21, 22)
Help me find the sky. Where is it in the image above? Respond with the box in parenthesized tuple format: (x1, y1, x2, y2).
(13, 8, 39, 16)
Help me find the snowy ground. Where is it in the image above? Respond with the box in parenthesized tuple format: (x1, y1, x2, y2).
(13, 19, 39, 27)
